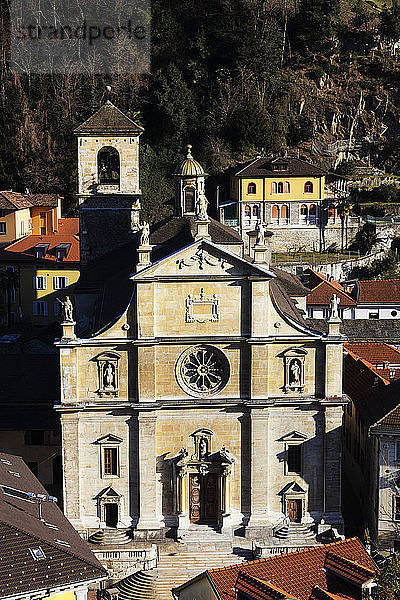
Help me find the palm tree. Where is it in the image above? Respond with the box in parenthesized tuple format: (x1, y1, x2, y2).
(0, 269, 19, 326)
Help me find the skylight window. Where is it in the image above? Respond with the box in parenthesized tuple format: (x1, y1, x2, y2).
(29, 547, 46, 561)
(55, 539, 70, 547)
(8, 471, 21, 477)
(1, 486, 34, 501)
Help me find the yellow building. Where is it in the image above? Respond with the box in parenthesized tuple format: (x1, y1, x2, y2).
(220, 157, 347, 253)
(0, 219, 79, 325)
(0, 191, 61, 244)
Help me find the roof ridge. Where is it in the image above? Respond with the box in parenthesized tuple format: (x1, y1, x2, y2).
(234, 158, 261, 176)
(344, 349, 390, 384)
(326, 551, 375, 574)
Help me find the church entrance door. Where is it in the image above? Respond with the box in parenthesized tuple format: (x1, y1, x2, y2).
(287, 499, 302, 523)
(104, 503, 118, 528)
(189, 473, 218, 524)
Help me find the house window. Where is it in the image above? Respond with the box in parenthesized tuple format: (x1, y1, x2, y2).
(244, 205, 251, 218)
(34, 276, 47, 290)
(271, 182, 277, 194)
(102, 447, 119, 477)
(54, 301, 61, 316)
(247, 182, 256, 195)
(281, 204, 289, 223)
(25, 430, 45, 445)
(284, 181, 290, 193)
(0, 223, 6, 234)
(309, 204, 317, 223)
(329, 204, 335, 220)
(394, 496, 400, 521)
(20, 222, 25, 236)
(0, 210, 5, 217)
(277, 182, 284, 194)
(33, 301, 48, 316)
(287, 444, 302, 474)
(252, 205, 259, 217)
(304, 181, 313, 193)
(53, 276, 68, 290)
(300, 204, 308, 221)
(98, 146, 120, 185)
(271, 205, 280, 222)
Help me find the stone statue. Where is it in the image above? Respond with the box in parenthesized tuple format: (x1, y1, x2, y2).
(290, 359, 301, 385)
(256, 220, 266, 246)
(103, 362, 115, 389)
(58, 296, 74, 322)
(140, 221, 150, 246)
(198, 437, 208, 460)
(196, 193, 208, 220)
(329, 294, 341, 319)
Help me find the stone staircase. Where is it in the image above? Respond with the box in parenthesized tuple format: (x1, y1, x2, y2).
(89, 528, 132, 545)
(115, 545, 250, 600)
(274, 522, 316, 543)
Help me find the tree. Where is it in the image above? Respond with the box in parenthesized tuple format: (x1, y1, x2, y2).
(377, 551, 400, 600)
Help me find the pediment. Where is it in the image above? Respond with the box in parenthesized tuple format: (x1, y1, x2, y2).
(132, 240, 275, 280)
(279, 430, 308, 443)
(280, 481, 307, 496)
(95, 486, 122, 499)
(93, 433, 123, 445)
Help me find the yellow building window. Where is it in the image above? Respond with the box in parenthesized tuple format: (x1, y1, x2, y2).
(247, 182, 256, 195)
(304, 181, 313, 193)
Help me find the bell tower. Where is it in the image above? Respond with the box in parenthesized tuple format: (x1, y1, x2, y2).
(74, 101, 144, 266)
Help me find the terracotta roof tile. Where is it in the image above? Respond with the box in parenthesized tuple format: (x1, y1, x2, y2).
(26, 193, 59, 207)
(205, 538, 376, 600)
(344, 343, 400, 366)
(235, 572, 296, 600)
(324, 552, 375, 585)
(355, 280, 400, 304)
(307, 281, 355, 307)
(0, 191, 32, 210)
(6, 233, 80, 262)
(57, 218, 79, 235)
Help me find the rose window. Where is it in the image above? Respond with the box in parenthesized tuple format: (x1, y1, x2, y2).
(176, 345, 230, 397)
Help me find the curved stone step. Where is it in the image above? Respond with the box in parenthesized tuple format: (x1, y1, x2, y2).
(88, 528, 132, 545)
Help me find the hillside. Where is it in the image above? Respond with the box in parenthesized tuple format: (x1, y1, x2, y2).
(1, 0, 400, 221)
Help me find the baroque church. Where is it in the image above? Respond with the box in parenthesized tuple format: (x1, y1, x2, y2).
(57, 101, 346, 544)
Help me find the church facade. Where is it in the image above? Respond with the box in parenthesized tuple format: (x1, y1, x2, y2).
(57, 103, 346, 544)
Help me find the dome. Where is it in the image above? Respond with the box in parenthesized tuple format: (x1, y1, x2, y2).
(174, 145, 206, 177)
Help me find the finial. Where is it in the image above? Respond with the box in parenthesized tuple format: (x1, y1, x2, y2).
(186, 144, 193, 158)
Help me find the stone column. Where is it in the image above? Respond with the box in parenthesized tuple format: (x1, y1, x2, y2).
(136, 411, 163, 531)
(246, 408, 270, 535)
(220, 470, 232, 534)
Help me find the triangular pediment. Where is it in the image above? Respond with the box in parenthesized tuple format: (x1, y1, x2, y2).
(280, 481, 307, 495)
(95, 486, 122, 499)
(132, 239, 275, 280)
(279, 430, 308, 443)
(93, 434, 123, 445)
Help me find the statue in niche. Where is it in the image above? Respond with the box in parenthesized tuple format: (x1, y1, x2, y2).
(140, 221, 150, 246)
(196, 193, 208, 219)
(289, 359, 301, 385)
(103, 361, 116, 389)
(198, 437, 208, 460)
(58, 296, 74, 322)
(329, 294, 340, 319)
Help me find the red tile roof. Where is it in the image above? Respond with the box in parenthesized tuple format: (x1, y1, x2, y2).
(356, 280, 400, 304)
(307, 280, 356, 307)
(204, 539, 376, 600)
(235, 572, 294, 600)
(373, 404, 400, 431)
(345, 343, 400, 366)
(5, 233, 80, 262)
(324, 552, 375, 586)
(57, 218, 79, 235)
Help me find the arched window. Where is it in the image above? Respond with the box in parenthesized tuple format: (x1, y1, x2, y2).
(272, 205, 280, 222)
(281, 204, 289, 223)
(328, 204, 335, 220)
(284, 181, 290, 193)
(277, 182, 284, 194)
(304, 181, 313, 193)
(309, 204, 317, 223)
(252, 205, 259, 217)
(98, 146, 120, 185)
(244, 204, 251, 218)
(300, 204, 308, 221)
(184, 186, 195, 213)
(271, 182, 277, 194)
(247, 182, 256, 195)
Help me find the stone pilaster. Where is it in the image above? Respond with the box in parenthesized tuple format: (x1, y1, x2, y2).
(136, 411, 163, 531)
(61, 413, 82, 528)
(246, 408, 271, 535)
(323, 404, 344, 529)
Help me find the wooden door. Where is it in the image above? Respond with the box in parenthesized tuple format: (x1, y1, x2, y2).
(189, 473, 219, 524)
(189, 474, 201, 523)
(287, 499, 302, 523)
